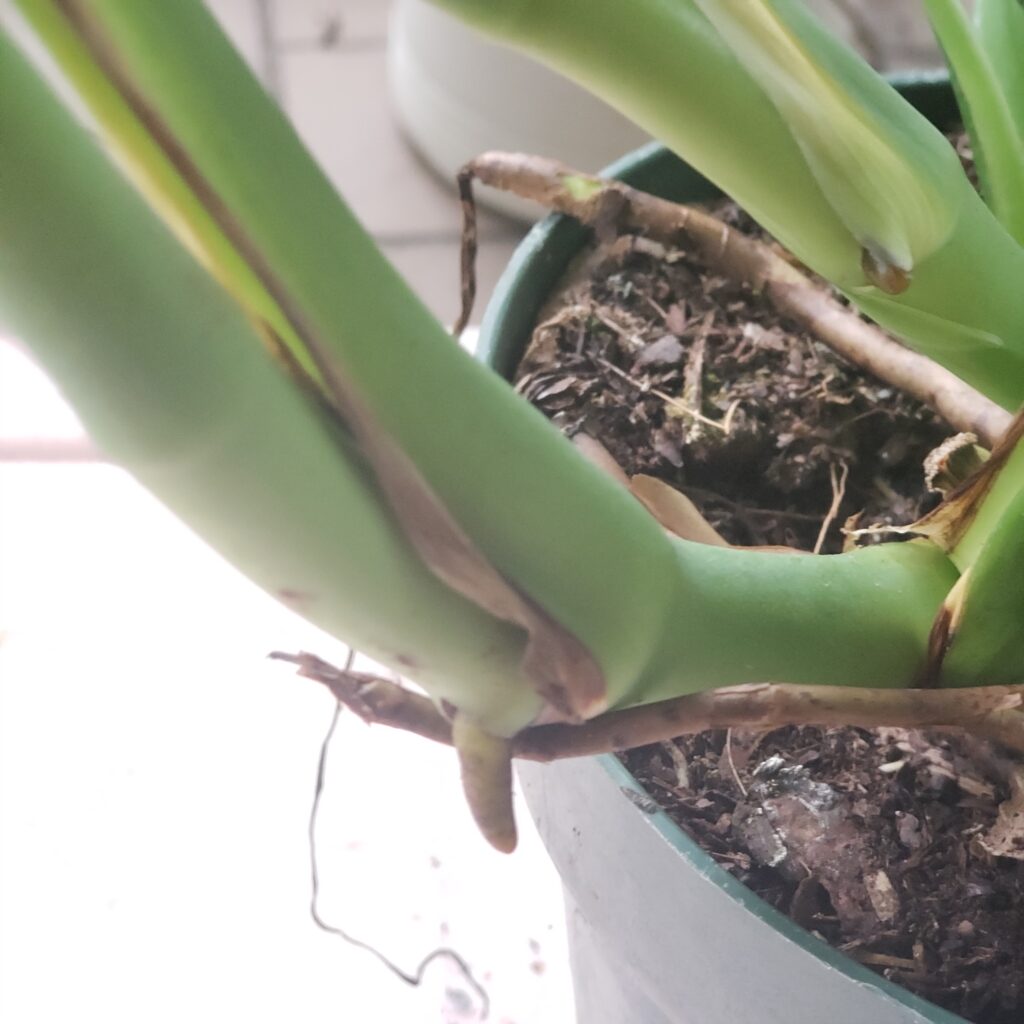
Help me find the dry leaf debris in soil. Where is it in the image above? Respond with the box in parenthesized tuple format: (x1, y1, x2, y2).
(514, 208, 1023, 1023)
(514, 225, 948, 552)
(623, 728, 1024, 1024)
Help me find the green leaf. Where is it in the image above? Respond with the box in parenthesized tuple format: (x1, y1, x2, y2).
(942, 483, 1024, 685)
(976, 0, 1024, 141)
(0, 28, 547, 736)
(3, 3, 999, 703)
(923, 0, 1024, 243)
(696, 0, 964, 278)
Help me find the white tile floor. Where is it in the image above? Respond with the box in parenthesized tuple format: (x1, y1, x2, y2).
(0, 351, 574, 1024)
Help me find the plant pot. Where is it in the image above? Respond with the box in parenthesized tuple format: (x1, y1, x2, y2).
(388, 1, 942, 222)
(387, 0, 651, 221)
(476, 73, 968, 1024)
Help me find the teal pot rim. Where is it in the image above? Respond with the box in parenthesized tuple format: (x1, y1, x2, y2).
(477, 69, 964, 1024)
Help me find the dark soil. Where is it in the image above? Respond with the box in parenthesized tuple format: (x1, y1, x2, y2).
(514, 212, 948, 552)
(513, 207, 1024, 1022)
(624, 729, 1024, 1023)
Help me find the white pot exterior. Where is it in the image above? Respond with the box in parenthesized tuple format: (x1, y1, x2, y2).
(518, 757, 963, 1024)
(387, 0, 650, 221)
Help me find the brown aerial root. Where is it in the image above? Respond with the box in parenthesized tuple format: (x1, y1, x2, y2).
(457, 152, 1011, 448)
(277, 652, 1024, 762)
(515, 681, 1024, 760)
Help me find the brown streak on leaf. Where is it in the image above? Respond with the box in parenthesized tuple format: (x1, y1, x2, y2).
(453, 167, 477, 337)
(58, 3, 607, 722)
(918, 570, 971, 688)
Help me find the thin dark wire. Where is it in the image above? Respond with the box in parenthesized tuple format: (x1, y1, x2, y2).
(308, 675, 490, 1019)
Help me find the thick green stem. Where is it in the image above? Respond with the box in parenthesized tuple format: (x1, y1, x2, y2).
(628, 540, 960, 706)
(19, 0, 690, 707)
(0, 32, 544, 736)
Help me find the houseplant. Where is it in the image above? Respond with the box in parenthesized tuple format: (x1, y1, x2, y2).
(476, 126, 996, 1024)
(1, 0, 1023, 1019)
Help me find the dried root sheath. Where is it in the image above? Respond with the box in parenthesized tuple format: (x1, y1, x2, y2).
(280, 652, 1024, 761)
(458, 153, 1010, 448)
(271, 651, 454, 746)
(277, 652, 516, 851)
(895, 405, 1024, 554)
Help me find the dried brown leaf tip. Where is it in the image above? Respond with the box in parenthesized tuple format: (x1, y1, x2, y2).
(920, 407, 1024, 547)
(852, 408, 1024, 552)
(860, 246, 911, 295)
(924, 432, 987, 497)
